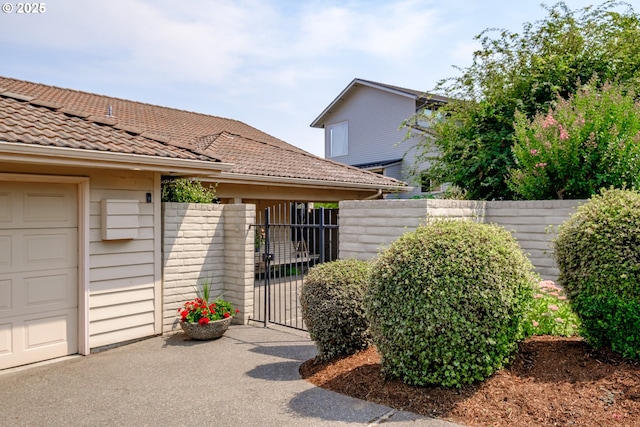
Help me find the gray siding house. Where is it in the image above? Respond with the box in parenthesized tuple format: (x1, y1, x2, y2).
(311, 78, 447, 199)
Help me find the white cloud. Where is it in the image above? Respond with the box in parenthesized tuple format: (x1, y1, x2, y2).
(0, 0, 446, 90)
(293, 0, 442, 59)
(6, 0, 606, 156)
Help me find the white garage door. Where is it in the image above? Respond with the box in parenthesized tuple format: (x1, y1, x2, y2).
(0, 182, 78, 370)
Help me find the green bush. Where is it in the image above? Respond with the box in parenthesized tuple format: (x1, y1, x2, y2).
(365, 219, 537, 388)
(161, 178, 217, 203)
(300, 259, 373, 361)
(553, 188, 640, 359)
(524, 280, 580, 337)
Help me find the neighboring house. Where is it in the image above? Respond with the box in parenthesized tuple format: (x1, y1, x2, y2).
(310, 78, 447, 198)
(0, 76, 408, 370)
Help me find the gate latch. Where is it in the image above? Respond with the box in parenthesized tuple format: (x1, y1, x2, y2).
(262, 253, 274, 262)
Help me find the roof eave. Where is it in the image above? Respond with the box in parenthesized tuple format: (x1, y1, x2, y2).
(211, 171, 412, 193)
(0, 141, 234, 175)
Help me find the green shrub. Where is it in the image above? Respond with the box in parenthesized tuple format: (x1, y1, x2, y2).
(524, 280, 580, 337)
(161, 178, 217, 203)
(300, 259, 373, 361)
(365, 219, 536, 388)
(553, 188, 640, 359)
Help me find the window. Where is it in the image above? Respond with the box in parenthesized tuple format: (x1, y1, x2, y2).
(328, 121, 348, 157)
(412, 104, 446, 131)
(413, 107, 433, 129)
(420, 172, 442, 193)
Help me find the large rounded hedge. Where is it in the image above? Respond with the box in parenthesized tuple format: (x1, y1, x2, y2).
(554, 188, 640, 359)
(365, 219, 537, 388)
(300, 259, 372, 361)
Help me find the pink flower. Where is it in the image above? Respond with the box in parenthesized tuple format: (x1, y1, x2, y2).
(559, 125, 569, 140)
(535, 162, 547, 168)
(530, 149, 539, 156)
(555, 318, 564, 323)
(548, 304, 559, 311)
(534, 293, 544, 299)
(542, 113, 558, 129)
(532, 320, 539, 327)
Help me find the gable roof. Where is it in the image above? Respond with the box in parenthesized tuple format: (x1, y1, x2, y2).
(310, 78, 448, 128)
(0, 76, 407, 192)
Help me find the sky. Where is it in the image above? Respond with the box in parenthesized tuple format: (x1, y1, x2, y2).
(0, 0, 608, 157)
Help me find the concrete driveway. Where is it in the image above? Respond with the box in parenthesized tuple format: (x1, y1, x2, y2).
(0, 325, 464, 427)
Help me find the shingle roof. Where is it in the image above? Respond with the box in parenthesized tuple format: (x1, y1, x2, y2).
(353, 78, 448, 104)
(355, 79, 428, 98)
(310, 78, 448, 128)
(0, 76, 406, 190)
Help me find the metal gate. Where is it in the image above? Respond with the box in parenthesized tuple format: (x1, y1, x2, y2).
(250, 203, 338, 330)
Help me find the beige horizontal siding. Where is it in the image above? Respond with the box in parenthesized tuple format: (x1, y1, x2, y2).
(87, 171, 159, 350)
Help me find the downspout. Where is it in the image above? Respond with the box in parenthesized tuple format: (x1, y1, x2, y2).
(364, 189, 383, 200)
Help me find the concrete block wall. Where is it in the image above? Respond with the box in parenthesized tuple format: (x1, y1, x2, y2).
(161, 203, 254, 334)
(485, 200, 584, 280)
(339, 199, 584, 281)
(222, 204, 255, 325)
(339, 199, 485, 260)
(339, 200, 427, 260)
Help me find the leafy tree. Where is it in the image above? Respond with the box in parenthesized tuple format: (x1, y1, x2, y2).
(509, 82, 640, 199)
(408, 1, 640, 200)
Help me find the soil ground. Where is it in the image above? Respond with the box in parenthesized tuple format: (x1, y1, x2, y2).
(300, 336, 640, 427)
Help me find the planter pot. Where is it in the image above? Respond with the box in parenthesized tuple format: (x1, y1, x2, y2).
(180, 317, 232, 340)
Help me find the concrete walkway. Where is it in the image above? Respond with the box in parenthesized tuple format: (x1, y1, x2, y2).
(0, 325, 465, 427)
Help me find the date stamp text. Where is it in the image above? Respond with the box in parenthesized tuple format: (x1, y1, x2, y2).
(2, 3, 46, 13)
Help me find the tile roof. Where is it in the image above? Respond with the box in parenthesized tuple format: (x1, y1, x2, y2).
(0, 95, 217, 162)
(0, 76, 406, 189)
(199, 132, 403, 186)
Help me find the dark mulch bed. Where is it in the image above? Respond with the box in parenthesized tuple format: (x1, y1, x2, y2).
(300, 336, 640, 427)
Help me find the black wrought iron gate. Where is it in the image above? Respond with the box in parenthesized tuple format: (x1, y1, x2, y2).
(250, 203, 338, 330)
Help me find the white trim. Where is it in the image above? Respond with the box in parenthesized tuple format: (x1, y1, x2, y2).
(212, 172, 411, 192)
(355, 80, 422, 99)
(0, 141, 234, 174)
(152, 172, 162, 335)
(0, 173, 91, 356)
(328, 120, 348, 157)
(311, 79, 416, 128)
(0, 141, 408, 193)
(310, 78, 448, 128)
(78, 178, 90, 356)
